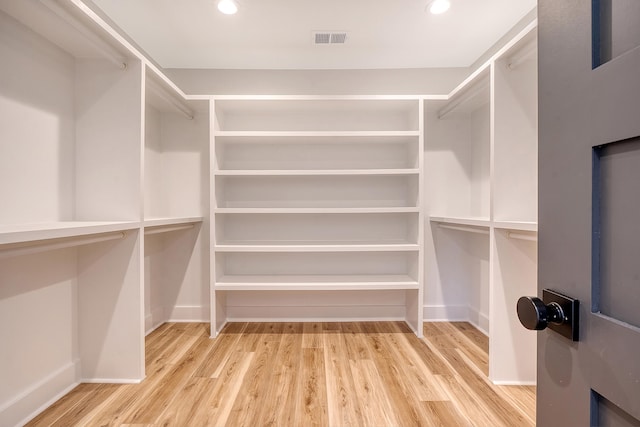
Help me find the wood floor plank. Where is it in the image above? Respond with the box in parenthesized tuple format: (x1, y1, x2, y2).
(48, 384, 121, 427)
(438, 347, 533, 427)
(340, 322, 372, 360)
(381, 322, 450, 401)
(349, 358, 399, 426)
(25, 384, 102, 427)
(359, 322, 428, 427)
(255, 323, 303, 426)
(154, 377, 218, 427)
(124, 335, 213, 424)
(193, 322, 247, 379)
(225, 339, 280, 426)
(203, 349, 255, 425)
(422, 400, 473, 426)
(302, 322, 323, 349)
(323, 328, 364, 426)
(435, 374, 500, 427)
(296, 348, 329, 426)
(27, 321, 535, 427)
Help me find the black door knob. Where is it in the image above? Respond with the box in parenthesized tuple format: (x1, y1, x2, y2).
(517, 296, 567, 330)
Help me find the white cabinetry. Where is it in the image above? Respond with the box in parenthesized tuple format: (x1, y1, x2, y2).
(425, 23, 538, 384)
(211, 98, 424, 335)
(0, 3, 209, 425)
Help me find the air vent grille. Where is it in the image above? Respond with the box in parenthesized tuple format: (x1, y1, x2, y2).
(313, 32, 348, 45)
(315, 33, 330, 44)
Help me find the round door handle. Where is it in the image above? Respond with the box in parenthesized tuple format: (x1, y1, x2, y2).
(517, 296, 567, 331)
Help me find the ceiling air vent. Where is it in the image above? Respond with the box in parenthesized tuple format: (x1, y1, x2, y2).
(313, 32, 347, 45)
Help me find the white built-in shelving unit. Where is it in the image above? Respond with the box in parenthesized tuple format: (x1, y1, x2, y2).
(425, 22, 538, 384)
(0, 2, 209, 425)
(211, 97, 425, 335)
(143, 71, 209, 333)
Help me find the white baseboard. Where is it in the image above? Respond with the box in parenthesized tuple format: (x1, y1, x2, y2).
(226, 304, 406, 321)
(423, 304, 469, 321)
(423, 305, 489, 336)
(166, 305, 209, 323)
(491, 380, 537, 386)
(467, 307, 489, 336)
(1, 361, 79, 427)
(81, 378, 143, 384)
(145, 306, 166, 335)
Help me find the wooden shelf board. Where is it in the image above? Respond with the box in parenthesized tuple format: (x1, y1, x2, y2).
(493, 221, 538, 232)
(214, 130, 421, 138)
(215, 274, 419, 291)
(0, 221, 141, 245)
(214, 241, 419, 252)
(215, 169, 420, 176)
(215, 207, 420, 214)
(143, 217, 204, 228)
(429, 216, 491, 228)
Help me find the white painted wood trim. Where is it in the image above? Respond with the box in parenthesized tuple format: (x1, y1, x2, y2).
(0, 221, 140, 245)
(0, 361, 79, 427)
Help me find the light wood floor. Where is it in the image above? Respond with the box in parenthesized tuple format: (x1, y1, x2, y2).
(26, 321, 535, 426)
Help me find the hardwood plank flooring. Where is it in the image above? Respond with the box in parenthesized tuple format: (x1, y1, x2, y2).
(25, 322, 535, 426)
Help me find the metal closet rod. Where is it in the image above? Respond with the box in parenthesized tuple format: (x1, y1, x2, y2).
(40, 0, 127, 70)
(438, 223, 489, 235)
(0, 231, 127, 260)
(147, 78, 195, 120)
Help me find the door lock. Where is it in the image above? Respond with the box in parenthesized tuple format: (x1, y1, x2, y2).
(517, 289, 579, 341)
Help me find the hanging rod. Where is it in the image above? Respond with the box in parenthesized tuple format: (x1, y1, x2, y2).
(40, 0, 127, 70)
(144, 224, 195, 235)
(507, 40, 537, 70)
(438, 223, 489, 235)
(0, 231, 127, 260)
(507, 231, 537, 242)
(147, 78, 195, 120)
(437, 82, 488, 119)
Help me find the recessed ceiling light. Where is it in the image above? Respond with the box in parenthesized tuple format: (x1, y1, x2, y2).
(217, 0, 238, 15)
(428, 0, 450, 14)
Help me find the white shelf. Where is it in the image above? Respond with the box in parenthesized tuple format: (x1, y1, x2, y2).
(429, 216, 491, 228)
(215, 274, 419, 291)
(215, 169, 419, 176)
(215, 241, 419, 252)
(214, 130, 421, 137)
(493, 221, 537, 232)
(144, 217, 203, 235)
(0, 221, 141, 245)
(215, 207, 420, 214)
(143, 217, 204, 228)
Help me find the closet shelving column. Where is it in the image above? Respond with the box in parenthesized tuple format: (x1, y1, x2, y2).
(211, 97, 424, 336)
(489, 27, 538, 384)
(0, 2, 145, 424)
(425, 68, 492, 332)
(143, 70, 210, 333)
(424, 21, 539, 384)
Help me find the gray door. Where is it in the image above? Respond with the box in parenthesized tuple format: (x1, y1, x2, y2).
(537, 0, 640, 425)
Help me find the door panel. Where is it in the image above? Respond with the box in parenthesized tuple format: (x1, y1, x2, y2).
(538, 0, 640, 425)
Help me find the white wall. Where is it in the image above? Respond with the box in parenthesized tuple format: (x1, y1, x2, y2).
(0, 10, 76, 224)
(166, 67, 468, 96)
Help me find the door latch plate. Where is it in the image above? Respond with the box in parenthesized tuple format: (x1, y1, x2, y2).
(543, 289, 579, 341)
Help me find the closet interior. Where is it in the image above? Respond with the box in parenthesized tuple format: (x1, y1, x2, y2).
(0, 1, 538, 425)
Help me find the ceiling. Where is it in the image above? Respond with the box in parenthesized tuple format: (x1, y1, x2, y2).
(91, 0, 536, 70)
